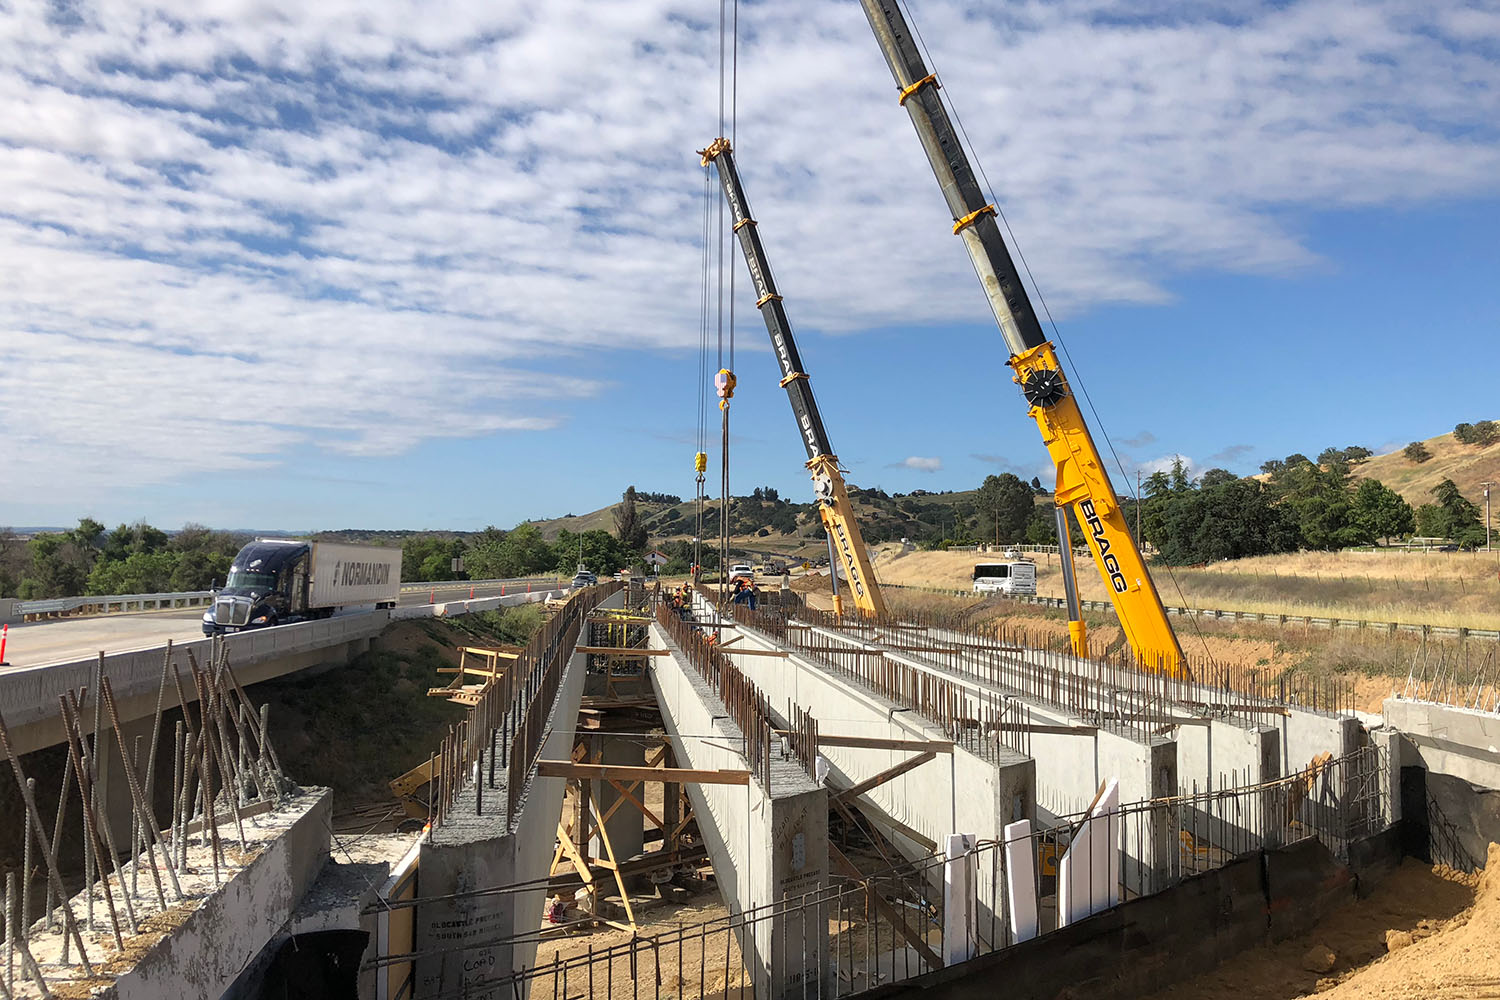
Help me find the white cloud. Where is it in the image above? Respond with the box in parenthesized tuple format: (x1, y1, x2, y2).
(0, 0, 1495, 506)
(900, 456, 944, 473)
(1138, 454, 1199, 481)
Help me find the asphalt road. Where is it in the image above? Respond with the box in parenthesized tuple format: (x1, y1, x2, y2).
(0, 579, 558, 672)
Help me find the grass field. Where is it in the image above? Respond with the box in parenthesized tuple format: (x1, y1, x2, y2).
(870, 544, 1500, 631)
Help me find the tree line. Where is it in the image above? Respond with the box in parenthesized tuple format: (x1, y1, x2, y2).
(1138, 452, 1485, 565)
(0, 521, 248, 599)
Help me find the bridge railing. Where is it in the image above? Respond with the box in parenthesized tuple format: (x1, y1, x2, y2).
(15, 590, 215, 618)
(5, 575, 568, 622)
(420, 582, 622, 830)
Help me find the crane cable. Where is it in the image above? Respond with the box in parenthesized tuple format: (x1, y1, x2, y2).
(695, 167, 712, 581)
(713, 0, 738, 608)
(896, 0, 1213, 667)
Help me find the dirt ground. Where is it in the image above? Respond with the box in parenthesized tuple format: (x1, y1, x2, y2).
(1144, 846, 1497, 1000)
(532, 893, 754, 1000)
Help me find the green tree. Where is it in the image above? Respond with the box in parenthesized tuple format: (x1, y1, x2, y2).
(1351, 479, 1414, 544)
(1317, 445, 1373, 467)
(553, 529, 628, 575)
(400, 535, 466, 583)
(17, 518, 103, 598)
(467, 523, 555, 579)
(1474, 420, 1499, 446)
(1415, 503, 1444, 538)
(1403, 441, 1432, 463)
(1454, 422, 1477, 444)
(87, 550, 178, 595)
(1423, 479, 1486, 546)
(614, 486, 648, 556)
(1138, 469, 1174, 545)
(1154, 472, 1299, 564)
(974, 473, 1035, 544)
(1265, 456, 1363, 549)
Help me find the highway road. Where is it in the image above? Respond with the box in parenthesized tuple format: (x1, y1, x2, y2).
(0, 579, 559, 672)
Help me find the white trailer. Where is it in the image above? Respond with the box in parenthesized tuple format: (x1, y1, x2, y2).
(972, 560, 1037, 596)
(204, 538, 402, 634)
(309, 541, 403, 609)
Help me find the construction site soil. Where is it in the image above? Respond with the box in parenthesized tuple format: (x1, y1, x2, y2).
(1144, 845, 1498, 1000)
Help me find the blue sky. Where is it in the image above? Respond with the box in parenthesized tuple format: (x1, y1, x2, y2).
(1, 0, 1496, 532)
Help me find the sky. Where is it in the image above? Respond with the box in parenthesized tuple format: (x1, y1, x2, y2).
(1, 0, 1497, 532)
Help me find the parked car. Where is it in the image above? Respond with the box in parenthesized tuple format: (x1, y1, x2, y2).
(728, 564, 754, 583)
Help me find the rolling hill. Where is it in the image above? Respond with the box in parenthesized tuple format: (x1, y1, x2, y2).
(1353, 426, 1500, 509)
(523, 484, 994, 558)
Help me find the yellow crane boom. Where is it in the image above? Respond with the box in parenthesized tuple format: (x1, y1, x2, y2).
(856, 1, 1184, 674)
(700, 137, 887, 618)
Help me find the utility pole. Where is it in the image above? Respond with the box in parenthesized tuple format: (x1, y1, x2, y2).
(1483, 481, 1495, 555)
(1135, 470, 1142, 545)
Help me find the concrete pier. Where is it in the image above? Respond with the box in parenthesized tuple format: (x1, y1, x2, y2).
(408, 591, 619, 999)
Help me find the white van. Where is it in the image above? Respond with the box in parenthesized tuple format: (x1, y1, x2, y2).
(972, 561, 1037, 596)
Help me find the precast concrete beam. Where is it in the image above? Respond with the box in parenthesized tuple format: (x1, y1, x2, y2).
(648, 621, 828, 1000)
(722, 621, 1034, 853)
(792, 620, 1174, 890)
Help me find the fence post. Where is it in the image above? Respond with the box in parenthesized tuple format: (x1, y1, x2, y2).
(1003, 820, 1038, 944)
(943, 834, 978, 966)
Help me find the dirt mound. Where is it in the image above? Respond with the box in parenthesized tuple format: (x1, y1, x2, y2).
(1144, 852, 1482, 1000)
(1313, 843, 1499, 999)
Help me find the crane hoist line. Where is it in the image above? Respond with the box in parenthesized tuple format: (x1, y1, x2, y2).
(856, 0, 1186, 676)
(699, 136, 888, 619)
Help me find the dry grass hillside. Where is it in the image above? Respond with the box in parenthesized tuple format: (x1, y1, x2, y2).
(1355, 427, 1500, 508)
(871, 544, 1500, 630)
(527, 485, 988, 560)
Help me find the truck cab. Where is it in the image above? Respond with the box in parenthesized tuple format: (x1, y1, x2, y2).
(203, 540, 312, 635)
(972, 560, 1037, 596)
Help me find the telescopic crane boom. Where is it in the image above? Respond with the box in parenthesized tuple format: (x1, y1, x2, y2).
(700, 137, 887, 619)
(855, 1, 1185, 674)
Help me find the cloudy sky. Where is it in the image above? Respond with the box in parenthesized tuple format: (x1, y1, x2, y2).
(1, 0, 1497, 530)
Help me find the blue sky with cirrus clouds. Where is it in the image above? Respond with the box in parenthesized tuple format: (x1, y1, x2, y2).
(1, 0, 1496, 530)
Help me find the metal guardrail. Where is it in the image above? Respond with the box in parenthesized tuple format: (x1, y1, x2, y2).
(883, 583, 1500, 641)
(9, 575, 565, 620)
(397, 575, 560, 593)
(16, 590, 215, 616)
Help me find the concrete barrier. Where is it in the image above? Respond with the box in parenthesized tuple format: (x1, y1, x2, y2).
(101, 789, 333, 999)
(0, 612, 388, 755)
(2, 590, 569, 756)
(389, 588, 564, 621)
